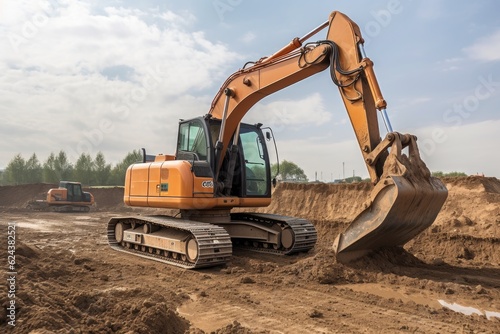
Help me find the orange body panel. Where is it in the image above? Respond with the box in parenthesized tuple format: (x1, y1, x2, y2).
(46, 187, 94, 206)
(47, 188, 68, 202)
(124, 160, 271, 210)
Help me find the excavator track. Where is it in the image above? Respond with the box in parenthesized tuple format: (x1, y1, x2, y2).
(107, 215, 232, 269)
(52, 205, 91, 212)
(226, 213, 317, 255)
(27, 201, 91, 212)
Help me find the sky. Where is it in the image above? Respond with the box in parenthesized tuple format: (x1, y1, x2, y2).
(1, 0, 499, 181)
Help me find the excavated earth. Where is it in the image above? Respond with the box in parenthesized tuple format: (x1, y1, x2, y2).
(0, 176, 499, 333)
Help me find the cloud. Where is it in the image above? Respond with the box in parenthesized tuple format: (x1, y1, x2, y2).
(436, 57, 464, 72)
(0, 2, 242, 166)
(243, 93, 332, 130)
(463, 29, 500, 61)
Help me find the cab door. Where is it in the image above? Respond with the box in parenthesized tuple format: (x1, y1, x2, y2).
(238, 125, 270, 197)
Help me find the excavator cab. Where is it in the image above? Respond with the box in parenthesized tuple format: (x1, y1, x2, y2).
(59, 181, 83, 202)
(176, 116, 272, 199)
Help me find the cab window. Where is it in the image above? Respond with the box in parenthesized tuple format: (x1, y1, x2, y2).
(177, 120, 208, 160)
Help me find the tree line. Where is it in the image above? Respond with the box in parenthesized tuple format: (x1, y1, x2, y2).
(0, 150, 142, 186)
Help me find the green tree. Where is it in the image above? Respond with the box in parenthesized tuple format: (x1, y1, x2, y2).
(344, 176, 362, 183)
(109, 150, 142, 185)
(55, 150, 73, 180)
(43, 151, 73, 183)
(73, 153, 94, 186)
(432, 171, 467, 178)
(43, 152, 58, 183)
(444, 171, 467, 177)
(271, 160, 308, 182)
(4, 154, 26, 185)
(25, 153, 43, 184)
(93, 151, 111, 186)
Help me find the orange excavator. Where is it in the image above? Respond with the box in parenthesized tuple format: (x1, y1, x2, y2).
(28, 181, 94, 212)
(107, 10, 447, 268)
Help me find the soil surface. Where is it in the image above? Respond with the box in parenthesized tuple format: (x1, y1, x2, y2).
(0, 176, 499, 333)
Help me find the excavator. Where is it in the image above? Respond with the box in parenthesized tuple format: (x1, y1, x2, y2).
(28, 181, 95, 212)
(107, 10, 447, 268)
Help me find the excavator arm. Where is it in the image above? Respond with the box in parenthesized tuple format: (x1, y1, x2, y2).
(208, 11, 448, 262)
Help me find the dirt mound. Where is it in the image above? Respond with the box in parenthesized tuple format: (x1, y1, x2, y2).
(88, 186, 125, 211)
(0, 239, 190, 333)
(435, 176, 500, 239)
(243, 176, 499, 267)
(252, 181, 372, 222)
(248, 176, 499, 239)
(0, 183, 56, 208)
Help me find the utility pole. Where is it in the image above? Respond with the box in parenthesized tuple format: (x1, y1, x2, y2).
(342, 162, 345, 180)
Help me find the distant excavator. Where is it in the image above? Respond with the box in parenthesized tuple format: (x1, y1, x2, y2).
(107, 10, 447, 268)
(28, 181, 94, 212)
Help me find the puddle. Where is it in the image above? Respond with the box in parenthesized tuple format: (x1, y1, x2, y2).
(438, 300, 500, 320)
(74, 215, 100, 221)
(16, 217, 100, 232)
(75, 216, 92, 220)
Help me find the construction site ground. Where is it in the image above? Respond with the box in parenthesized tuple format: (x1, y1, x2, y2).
(0, 176, 499, 333)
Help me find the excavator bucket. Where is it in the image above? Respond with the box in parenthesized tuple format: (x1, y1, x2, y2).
(333, 134, 448, 263)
